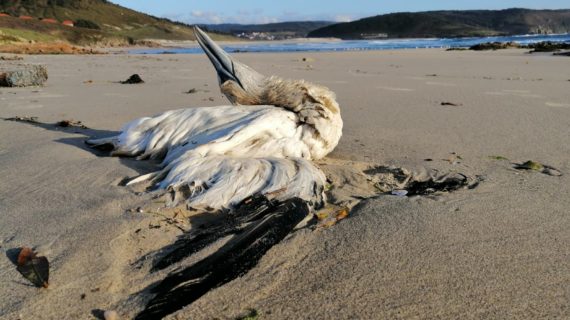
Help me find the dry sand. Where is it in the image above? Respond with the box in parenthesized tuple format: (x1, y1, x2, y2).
(0, 49, 569, 319)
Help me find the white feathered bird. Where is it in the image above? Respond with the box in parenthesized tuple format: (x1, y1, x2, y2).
(87, 27, 343, 210)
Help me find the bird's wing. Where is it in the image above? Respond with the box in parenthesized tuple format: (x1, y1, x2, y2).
(88, 105, 326, 209)
(88, 105, 276, 160)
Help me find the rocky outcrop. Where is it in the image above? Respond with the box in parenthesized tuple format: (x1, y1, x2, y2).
(0, 64, 48, 87)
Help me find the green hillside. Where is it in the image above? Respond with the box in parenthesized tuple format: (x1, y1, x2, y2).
(0, 0, 235, 45)
(308, 9, 570, 39)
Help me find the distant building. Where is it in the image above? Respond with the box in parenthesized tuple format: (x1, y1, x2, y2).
(360, 33, 388, 39)
(62, 20, 74, 27)
(237, 32, 276, 41)
(19, 15, 34, 20)
(42, 18, 58, 24)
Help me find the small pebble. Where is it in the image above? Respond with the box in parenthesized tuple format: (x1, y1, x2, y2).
(391, 190, 408, 197)
(104, 310, 119, 320)
(136, 207, 144, 213)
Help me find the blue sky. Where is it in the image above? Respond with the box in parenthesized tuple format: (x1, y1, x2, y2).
(110, 1, 569, 24)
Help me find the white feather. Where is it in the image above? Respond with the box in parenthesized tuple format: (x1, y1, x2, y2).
(88, 104, 336, 209)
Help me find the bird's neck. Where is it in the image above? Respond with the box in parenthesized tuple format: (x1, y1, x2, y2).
(221, 77, 343, 159)
(262, 77, 343, 159)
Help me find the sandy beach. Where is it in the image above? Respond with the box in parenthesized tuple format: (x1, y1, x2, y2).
(1, 48, 569, 319)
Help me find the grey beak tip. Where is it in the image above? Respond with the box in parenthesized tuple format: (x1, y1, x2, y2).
(194, 27, 264, 93)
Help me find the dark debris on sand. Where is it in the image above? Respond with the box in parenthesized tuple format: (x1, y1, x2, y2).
(4, 116, 39, 124)
(441, 101, 463, 107)
(4, 116, 88, 129)
(56, 120, 88, 129)
(513, 160, 563, 177)
(527, 41, 570, 53)
(121, 74, 144, 84)
(0, 56, 24, 61)
(469, 41, 520, 51)
(467, 41, 570, 54)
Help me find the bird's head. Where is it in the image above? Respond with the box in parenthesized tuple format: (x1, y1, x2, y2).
(194, 27, 342, 158)
(194, 27, 266, 105)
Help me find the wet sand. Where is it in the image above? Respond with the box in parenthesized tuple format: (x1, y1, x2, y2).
(0, 49, 569, 319)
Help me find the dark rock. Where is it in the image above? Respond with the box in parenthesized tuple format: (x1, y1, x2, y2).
(469, 41, 520, 51)
(121, 74, 144, 84)
(527, 41, 570, 53)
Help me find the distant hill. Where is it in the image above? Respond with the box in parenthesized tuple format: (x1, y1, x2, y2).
(202, 21, 334, 39)
(0, 0, 234, 45)
(201, 21, 334, 40)
(308, 9, 570, 39)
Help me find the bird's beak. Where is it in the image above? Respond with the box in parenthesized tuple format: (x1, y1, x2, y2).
(194, 26, 265, 94)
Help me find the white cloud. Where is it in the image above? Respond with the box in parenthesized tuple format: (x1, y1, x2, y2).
(164, 10, 280, 25)
(190, 10, 203, 17)
(163, 10, 364, 25)
(188, 10, 223, 24)
(334, 15, 353, 22)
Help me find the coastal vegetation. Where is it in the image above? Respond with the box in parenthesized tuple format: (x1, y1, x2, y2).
(0, 0, 234, 46)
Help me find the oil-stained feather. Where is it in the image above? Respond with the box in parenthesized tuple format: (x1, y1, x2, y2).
(152, 194, 276, 272)
(136, 198, 310, 320)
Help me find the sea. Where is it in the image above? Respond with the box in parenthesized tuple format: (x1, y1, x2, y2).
(132, 33, 570, 55)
